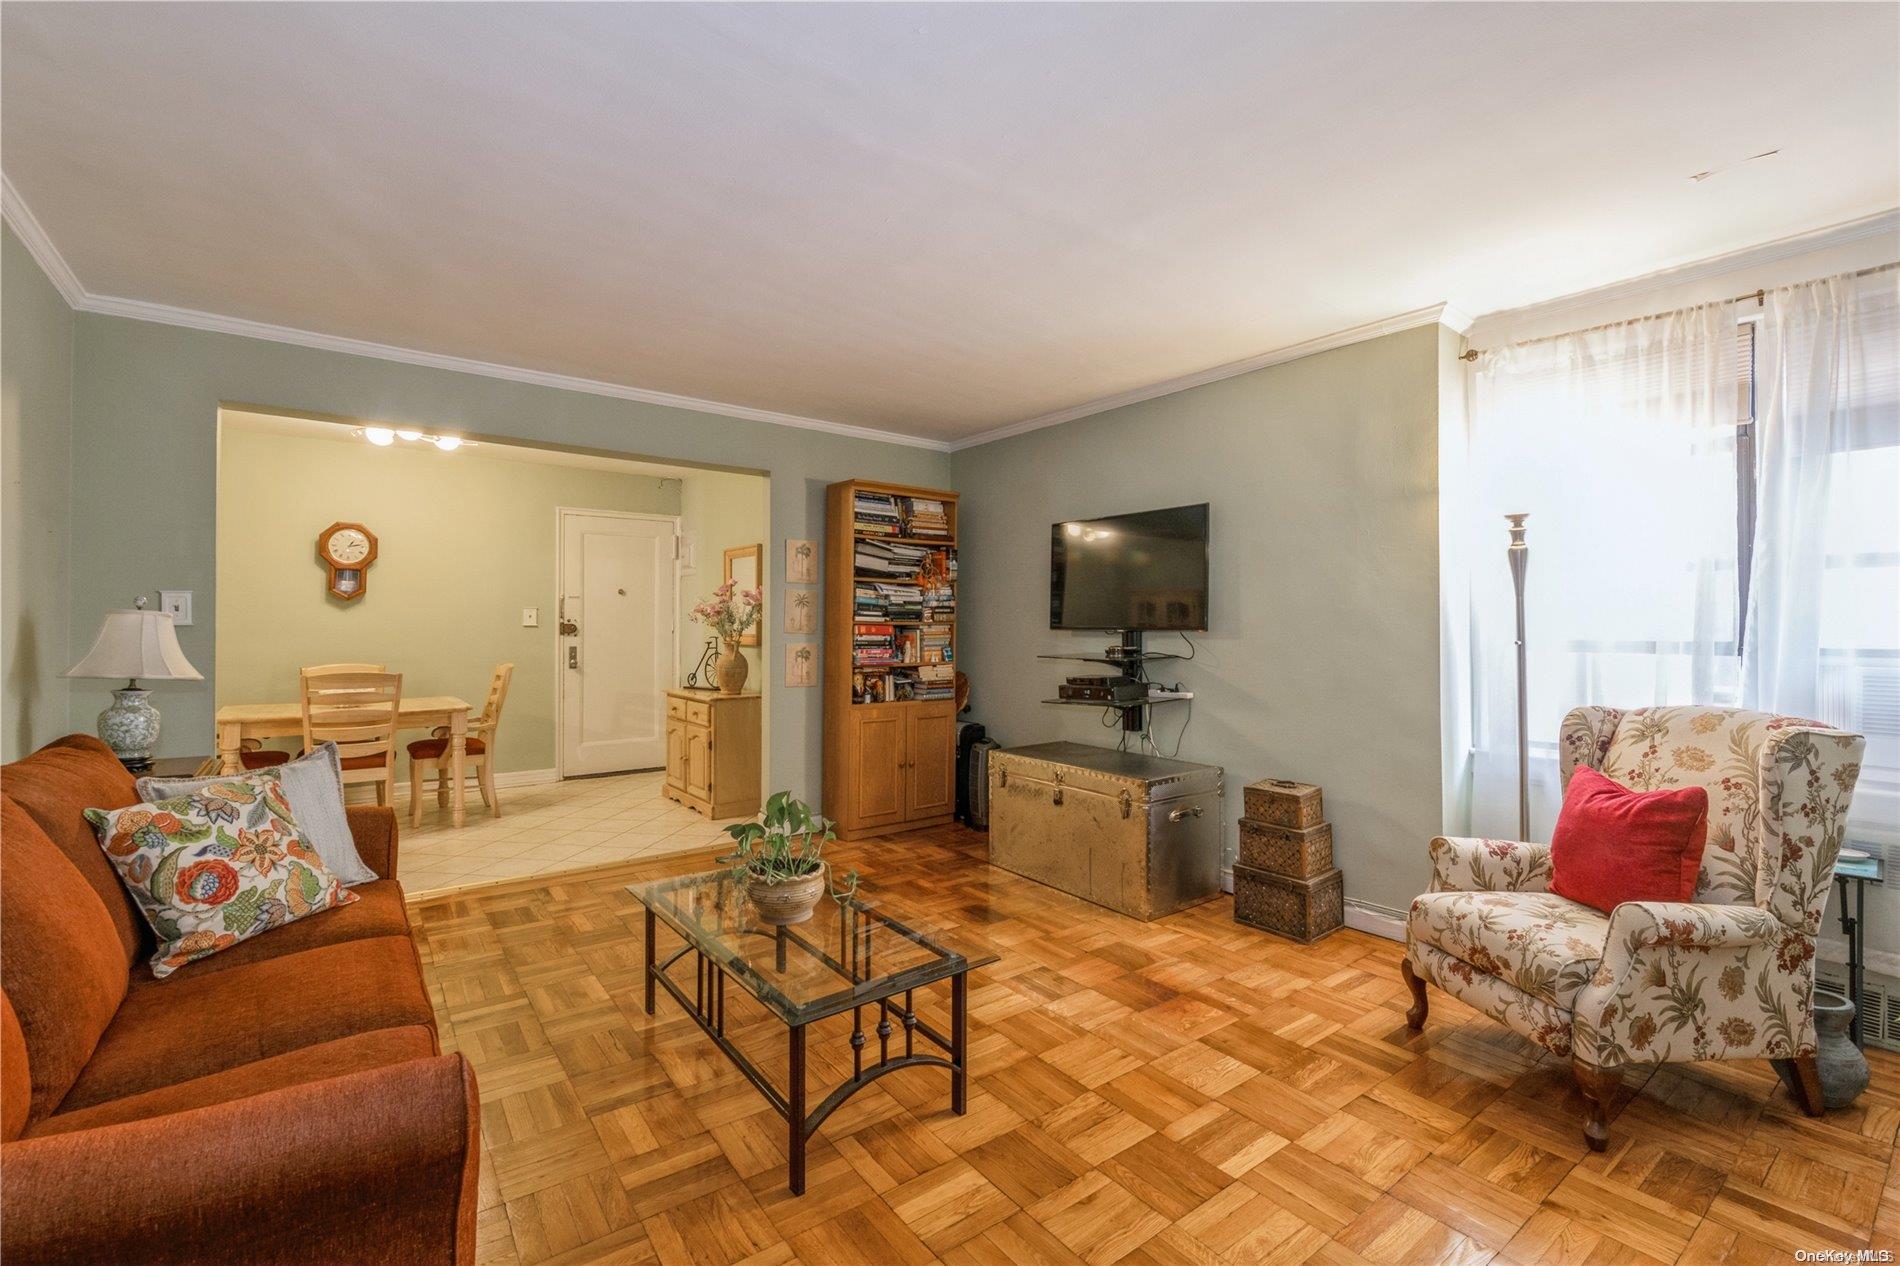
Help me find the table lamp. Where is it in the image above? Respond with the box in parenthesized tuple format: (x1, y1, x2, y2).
(63, 598, 203, 769)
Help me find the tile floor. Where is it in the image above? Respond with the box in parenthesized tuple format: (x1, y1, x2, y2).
(392, 770, 748, 897)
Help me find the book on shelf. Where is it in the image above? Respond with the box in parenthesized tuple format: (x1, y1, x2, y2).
(853, 490, 902, 537)
(854, 581, 924, 622)
(920, 624, 953, 664)
(853, 622, 897, 666)
(890, 661, 954, 701)
(905, 497, 951, 538)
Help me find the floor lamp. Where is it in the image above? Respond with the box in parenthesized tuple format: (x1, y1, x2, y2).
(1506, 514, 1530, 840)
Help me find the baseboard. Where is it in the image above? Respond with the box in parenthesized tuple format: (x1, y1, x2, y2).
(384, 767, 560, 800)
(1344, 899, 1407, 942)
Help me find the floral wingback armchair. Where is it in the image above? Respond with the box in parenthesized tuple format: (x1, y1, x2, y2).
(1403, 705, 1863, 1150)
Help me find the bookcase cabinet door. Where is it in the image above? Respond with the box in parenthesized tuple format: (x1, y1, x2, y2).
(904, 702, 956, 821)
(849, 710, 908, 828)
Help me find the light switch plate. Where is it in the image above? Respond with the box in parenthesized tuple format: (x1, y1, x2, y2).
(160, 590, 193, 626)
(522, 607, 539, 628)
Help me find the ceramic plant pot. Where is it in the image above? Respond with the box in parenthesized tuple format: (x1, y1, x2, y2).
(1813, 987, 1870, 1109)
(716, 640, 750, 696)
(746, 865, 826, 926)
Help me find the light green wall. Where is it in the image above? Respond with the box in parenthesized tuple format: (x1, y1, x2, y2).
(216, 423, 683, 774)
(951, 324, 1445, 916)
(68, 312, 950, 807)
(2, 224, 74, 760)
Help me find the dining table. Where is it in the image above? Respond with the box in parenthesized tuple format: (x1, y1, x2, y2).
(213, 694, 474, 827)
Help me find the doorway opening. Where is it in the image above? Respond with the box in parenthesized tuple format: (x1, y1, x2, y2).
(213, 405, 769, 896)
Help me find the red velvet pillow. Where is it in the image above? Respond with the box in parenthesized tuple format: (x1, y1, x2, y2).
(1549, 767, 1709, 914)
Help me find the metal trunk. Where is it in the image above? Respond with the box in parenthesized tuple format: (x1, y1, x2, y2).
(988, 741, 1223, 921)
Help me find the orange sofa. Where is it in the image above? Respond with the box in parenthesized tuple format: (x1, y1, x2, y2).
(0, 735, 478, 1266)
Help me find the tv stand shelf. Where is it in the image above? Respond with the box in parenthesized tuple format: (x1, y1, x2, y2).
(1036, 652, 1187, 667)
(1042, 629, 1195, 734)
(1041, 691, 1193, 709)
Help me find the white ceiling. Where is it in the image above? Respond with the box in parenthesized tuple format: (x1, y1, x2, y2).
(5, 3, 1896, 445)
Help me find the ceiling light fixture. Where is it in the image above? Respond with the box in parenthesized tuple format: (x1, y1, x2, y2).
(350, 426, 476, 452)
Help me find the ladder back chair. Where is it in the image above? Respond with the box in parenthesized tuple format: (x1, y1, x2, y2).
(300, 667, 403, 807)
(232, 663, 389, 772)
(408, 663, 513, 828)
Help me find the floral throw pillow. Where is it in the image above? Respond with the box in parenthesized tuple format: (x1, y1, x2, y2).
(85, 770, 358, 978)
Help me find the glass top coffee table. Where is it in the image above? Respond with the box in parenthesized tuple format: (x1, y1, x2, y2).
(630, 870, 997, 1194)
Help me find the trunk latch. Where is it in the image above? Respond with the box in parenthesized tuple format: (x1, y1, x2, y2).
(1119, 790, 1133, 819)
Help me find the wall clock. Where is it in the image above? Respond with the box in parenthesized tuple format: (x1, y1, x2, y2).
(317, 522, 378, 601)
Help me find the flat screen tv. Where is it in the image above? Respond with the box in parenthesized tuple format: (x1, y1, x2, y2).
(1050, 503, 1209, 631)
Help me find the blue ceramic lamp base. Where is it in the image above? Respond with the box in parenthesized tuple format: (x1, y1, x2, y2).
(97, 680, 161, 770)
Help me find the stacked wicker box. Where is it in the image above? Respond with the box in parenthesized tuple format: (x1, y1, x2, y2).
(1233, 778, 1343, 943)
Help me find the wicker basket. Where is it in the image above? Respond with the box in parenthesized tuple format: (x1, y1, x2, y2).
(746, 866, 827, 926)
(1237, 818, 1333, 878)
(1233, 863, 1343, 943)
(1242, 778, 1323, 830)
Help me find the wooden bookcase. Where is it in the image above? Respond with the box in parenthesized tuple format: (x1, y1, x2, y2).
(822, 479, 960, 840)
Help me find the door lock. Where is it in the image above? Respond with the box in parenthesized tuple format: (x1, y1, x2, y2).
(568, 646, 579, 669)
(558, 619, 579, 637)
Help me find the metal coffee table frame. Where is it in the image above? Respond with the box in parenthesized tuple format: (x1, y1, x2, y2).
(634, 874, 992, 1194)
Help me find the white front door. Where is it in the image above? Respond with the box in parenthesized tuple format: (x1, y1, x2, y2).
(559, 510, 677, 776)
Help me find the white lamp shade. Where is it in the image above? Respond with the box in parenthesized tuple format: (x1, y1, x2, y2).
(64, 610, 203, 681)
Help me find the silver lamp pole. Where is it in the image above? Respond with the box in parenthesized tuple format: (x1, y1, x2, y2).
(1506, 514, 1530, 840)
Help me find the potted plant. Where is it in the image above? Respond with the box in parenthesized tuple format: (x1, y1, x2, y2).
(719, 792, 857, 925)
(690, 581, 763, 695)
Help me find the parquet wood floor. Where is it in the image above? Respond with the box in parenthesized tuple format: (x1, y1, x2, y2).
(410, 823, 1900, 1266)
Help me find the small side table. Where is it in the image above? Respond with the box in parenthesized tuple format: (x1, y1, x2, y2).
(1834, 851, 1882, 1047)
(123, 755, 216, 778)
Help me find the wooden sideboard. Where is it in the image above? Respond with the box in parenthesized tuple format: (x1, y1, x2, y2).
(662, 689, 761, 819)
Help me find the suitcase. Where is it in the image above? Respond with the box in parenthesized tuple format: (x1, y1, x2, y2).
(988, 741, 1223, 920)
(964, 738, 998, 829)
(956, 722, 988, 825)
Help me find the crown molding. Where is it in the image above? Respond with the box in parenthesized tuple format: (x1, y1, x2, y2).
(75, 291, 954, 450)
(1, 176, 952, 453)
(1, 174, 87, 307)
(949, 302, 1464, 452)
(1469, 207, 1900, 332)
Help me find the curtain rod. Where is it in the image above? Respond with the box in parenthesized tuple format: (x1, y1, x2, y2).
(1457, 261, 1899, 362)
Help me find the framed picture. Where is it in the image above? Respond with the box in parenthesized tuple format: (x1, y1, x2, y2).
(786, 642, 816, 688)
(785, 538, 818, 585)
(723, 544, 762, 647)
(783, 588, 816, 635)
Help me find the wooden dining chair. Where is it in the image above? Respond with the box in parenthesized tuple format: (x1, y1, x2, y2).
(235, 663, 391, 771)
(407, 663, 512, 828)
(300, 667, 403, 806)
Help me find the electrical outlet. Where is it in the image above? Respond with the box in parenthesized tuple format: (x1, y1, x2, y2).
(522, 607, 539, 628)
(160, 590, 193, 626)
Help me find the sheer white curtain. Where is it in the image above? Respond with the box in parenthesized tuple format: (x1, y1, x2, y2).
(1745, 270, 1900, 841)
(1451, 301, 1745, 840)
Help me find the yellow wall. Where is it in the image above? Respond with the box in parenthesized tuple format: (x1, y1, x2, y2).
(216, 422, 683, 774)
(678, 468, 770, 684)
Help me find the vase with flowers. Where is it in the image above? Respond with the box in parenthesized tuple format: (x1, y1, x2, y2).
(690, 580, 762, 694)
